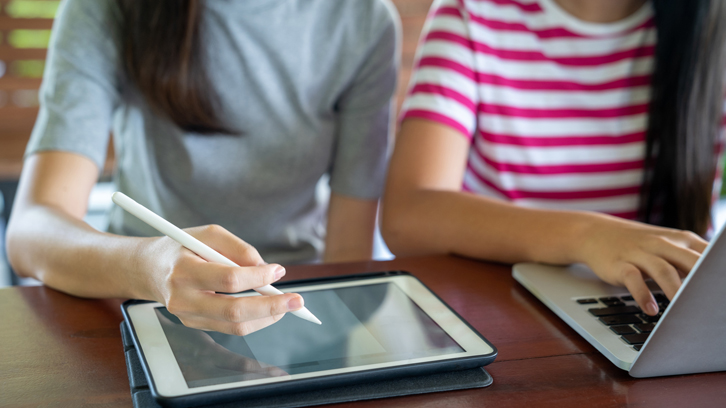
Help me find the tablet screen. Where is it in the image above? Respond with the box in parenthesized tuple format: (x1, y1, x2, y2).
(154, 282, 464, 388)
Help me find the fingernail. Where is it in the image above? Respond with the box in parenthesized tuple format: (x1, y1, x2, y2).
(287, 295, 303, 311)
(645, 300, 658, 315)
(273, 266, 286, 281)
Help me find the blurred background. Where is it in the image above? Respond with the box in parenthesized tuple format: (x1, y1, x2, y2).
(0, 0, 434, 287)
(1, 0, 61, 287)
(1, 0, 725, 288)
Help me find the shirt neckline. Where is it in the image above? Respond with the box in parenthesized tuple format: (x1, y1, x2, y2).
(538, 0, 653, 37)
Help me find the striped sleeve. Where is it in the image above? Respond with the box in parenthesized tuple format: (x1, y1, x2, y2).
(400, 0, 478, 140)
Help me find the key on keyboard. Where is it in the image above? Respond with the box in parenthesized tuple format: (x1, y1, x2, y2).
(635, 323, 655, 333)
(599, 315, 642, 325)
(622, 333, 650, 345)
(637, 313, 662, 323)
(610, 325, 637, 335)
(599, 297, 625, 307)
(588, 306, 640, 317)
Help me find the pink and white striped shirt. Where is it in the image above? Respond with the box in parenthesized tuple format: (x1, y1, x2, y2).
(401, 0, 664, 220)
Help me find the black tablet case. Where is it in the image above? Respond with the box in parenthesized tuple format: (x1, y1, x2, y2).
(121, 322, 493, 408)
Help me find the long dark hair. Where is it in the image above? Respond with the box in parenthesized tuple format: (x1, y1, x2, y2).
(117, 0, 233, 134)
(640, 0, 726, 235)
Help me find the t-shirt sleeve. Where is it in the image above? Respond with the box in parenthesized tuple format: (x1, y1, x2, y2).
(399, 0, 478, 140)
(328, 1, 400, 200)
(25, 0, 122, 170)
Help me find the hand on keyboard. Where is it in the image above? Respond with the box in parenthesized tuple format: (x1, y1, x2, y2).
(575, 214, 706, 315)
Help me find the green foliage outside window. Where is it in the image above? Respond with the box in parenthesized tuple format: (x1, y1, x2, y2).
(4, 0, 60, 19)
(10, 60, 45, 78)
(8, 30, 52, 48)
(2, 1, 59, 78)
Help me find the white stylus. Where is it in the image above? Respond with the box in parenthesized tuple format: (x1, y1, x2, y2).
(111, 192, 322, 325)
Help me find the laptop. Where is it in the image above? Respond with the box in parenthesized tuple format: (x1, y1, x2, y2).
(512, 225, 726, 378)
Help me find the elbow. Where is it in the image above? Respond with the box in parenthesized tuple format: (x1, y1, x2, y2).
(380, 195, 423, 257)
(5, 205, 45, 280)
(5, 214, 28, 278)
(380, 211, 406, 255)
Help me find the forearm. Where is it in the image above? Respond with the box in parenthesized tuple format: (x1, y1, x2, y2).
(7, 204, 152, 299)
(323, 242, 374, 263)
(323, 193, 377, 263)
(324, 230, 374, 263)
(382, 188, 598, 265)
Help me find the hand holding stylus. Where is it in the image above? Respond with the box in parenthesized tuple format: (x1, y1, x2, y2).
(112, 192, 321, 335)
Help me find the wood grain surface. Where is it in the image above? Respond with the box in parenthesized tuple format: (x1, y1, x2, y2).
(1, 255, 724, 408)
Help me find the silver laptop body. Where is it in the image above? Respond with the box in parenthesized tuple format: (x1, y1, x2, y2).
(512, 225, 726, 378)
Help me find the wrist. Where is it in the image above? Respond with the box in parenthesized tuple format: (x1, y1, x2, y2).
(125, 236, 165, 301)
(526, 210, 602, 265)
(567, 211, 607, 265)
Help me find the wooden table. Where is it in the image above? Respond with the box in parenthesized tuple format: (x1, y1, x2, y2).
(1, 255, 724, 407)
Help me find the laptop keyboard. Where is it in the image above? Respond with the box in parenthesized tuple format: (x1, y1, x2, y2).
(575, 293, 669, 351)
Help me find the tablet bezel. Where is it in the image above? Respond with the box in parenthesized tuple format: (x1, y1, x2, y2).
(123, 272, 497, 403)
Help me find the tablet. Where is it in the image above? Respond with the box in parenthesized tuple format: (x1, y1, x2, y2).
(122, 271, 497, 407)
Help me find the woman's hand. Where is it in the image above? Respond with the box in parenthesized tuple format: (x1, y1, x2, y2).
(576, 213, 708, 315)
(8, 152, 301, 331)
(138, 224, 304, 336)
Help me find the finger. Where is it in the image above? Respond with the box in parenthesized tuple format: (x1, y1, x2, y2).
(620, 264, 658, 315)
(689, 237, 708, 254)
(659, 229, 708, 253)
(192, 292, 303, 323)
(186, 224, 265, 266)
(676, 230, 708, 253)
(647, 238, 702, 275)
(186, 262, 286, 293)
(631, 254, 682, 300)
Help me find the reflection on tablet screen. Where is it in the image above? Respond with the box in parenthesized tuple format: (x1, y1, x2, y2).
(155, 283, 464, 388)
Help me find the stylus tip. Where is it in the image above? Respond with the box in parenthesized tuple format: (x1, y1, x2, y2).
(305, 313, 322, 325)
(292, 307, 322, 325)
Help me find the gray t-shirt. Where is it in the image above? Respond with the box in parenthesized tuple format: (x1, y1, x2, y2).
(27, 0, 399, 264)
